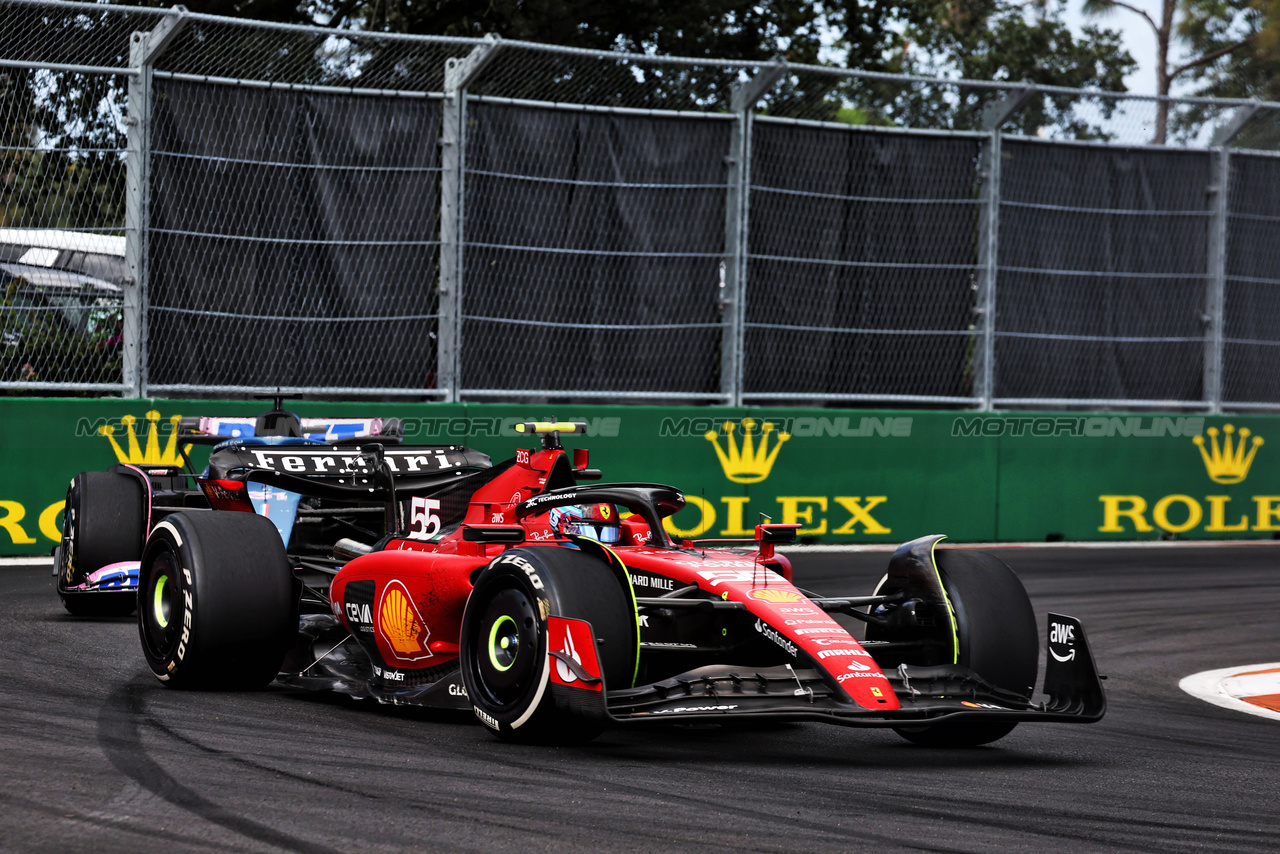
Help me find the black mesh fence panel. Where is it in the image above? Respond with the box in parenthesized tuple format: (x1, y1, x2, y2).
(459, 102, 730, 395)
(1223, 153, 1280, 403)
(147, 80, 442, 391)
(10, 0, 1280, 406)
(995, 139, 1212, 402)
(743, 120, 982, 399)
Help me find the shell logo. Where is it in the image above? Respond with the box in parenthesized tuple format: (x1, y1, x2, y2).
(379, 581, 433, 661)
(748, 588, 804, 604)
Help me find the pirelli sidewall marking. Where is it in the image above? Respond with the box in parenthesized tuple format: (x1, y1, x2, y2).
(4, 399, 1279, 553)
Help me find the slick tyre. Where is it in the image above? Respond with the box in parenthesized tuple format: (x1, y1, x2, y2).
(57, 471, 145, 617)
(138, 511, 295, 689)
(460, 547, 637, 745)
(888, 549, 1038, 748)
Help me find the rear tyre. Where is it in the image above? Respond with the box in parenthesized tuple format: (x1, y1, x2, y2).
(886, 549, 1038, 748)
(138, 511, 296, 689)
(461, 547, 637, 744)
(58, 471, 145, 617)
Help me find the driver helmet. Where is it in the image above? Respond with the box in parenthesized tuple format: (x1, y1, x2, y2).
(549, 502, 621, 544)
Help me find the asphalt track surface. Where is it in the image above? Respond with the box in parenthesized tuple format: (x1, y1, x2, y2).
(4, 544, 1280, 853)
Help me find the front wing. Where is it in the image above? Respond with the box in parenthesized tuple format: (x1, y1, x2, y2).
(556, 613, 1105, 728)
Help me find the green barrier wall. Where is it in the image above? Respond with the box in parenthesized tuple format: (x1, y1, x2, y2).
(2, 399, 1276, 555)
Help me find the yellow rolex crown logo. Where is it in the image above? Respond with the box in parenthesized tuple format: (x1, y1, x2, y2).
(705, 417, 790, 484)
(1193, 424, 1263, 484)
(99, 410, 191, 465)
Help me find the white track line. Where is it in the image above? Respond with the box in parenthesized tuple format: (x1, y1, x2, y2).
(1179, 663, 1280, 722)
(781, 539, 1280, 554)
(0, 556, 52, 567)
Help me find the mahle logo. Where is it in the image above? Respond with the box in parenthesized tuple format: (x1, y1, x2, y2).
(1100, 422, 1280, 535)
(706, 418, 789, 483)
(1193, 424, 1262, 484)
(99, 411, 192, 465)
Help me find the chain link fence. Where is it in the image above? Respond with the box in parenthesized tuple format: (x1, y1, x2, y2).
(4, 0, 1280, 410)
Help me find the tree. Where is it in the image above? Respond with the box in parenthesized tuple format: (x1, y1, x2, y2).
(1178, 0, 1280, 98)
(877, 0, 1136, 133)
(1083, 0, 1279, 143)
(104, 0, 1134, 132)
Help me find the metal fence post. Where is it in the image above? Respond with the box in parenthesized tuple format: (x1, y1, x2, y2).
(1203, 104, 1258, 412)
(974, 131, 1000, 411)
(438, 37, 501, 403)
(974, 85, 1035, 410)
(123, 9, 186, 398)
(123, 34, 150, 398)
(722, 64, 784, 407)
(1204, 147, 1229, 414)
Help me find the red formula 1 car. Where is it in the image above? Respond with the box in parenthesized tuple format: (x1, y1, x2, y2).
(136, 423, 1105, 747)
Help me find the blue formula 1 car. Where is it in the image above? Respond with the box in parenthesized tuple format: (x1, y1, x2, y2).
(55, 396, 403, 616)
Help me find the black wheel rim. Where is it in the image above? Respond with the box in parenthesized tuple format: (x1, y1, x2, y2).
(143, 547, 180, 659)
(472, 585, 540, 709)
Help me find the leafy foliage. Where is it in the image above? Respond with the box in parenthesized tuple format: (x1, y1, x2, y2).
(105, 0, 1135, 133)
(0, 68, 127, 230)
(0, 277, 123, 385)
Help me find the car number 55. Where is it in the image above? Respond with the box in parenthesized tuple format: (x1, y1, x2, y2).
(409, 496, 442, 540)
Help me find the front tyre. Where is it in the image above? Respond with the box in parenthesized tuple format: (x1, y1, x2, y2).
(138, 511, 296, 689)
(461, 547, 637, 744)
(889, 549, 1038, 748)
(57, 471, 145, 617)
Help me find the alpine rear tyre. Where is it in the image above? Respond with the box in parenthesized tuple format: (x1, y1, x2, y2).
(890, 549, 1038, 748)
(57, 470, 145, 617)
(138, 511, 296, 689)
(460, 547, 637, 744)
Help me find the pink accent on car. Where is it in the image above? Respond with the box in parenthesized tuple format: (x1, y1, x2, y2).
(119, 463, 153, 538)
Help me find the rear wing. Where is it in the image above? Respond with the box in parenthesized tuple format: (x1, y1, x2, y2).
(205, 443, 492, 501)
(179, 416, 400, 444)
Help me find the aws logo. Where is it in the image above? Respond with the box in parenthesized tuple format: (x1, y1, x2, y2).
(99, 410, 192, 465)
(706, 419, 789, 483)
(1100, 423, 1280, 534)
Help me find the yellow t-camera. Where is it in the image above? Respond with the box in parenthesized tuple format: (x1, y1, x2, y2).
(514, 422, 588, 434)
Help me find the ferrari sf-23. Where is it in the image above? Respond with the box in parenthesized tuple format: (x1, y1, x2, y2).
(68, 418, 1106, 746)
